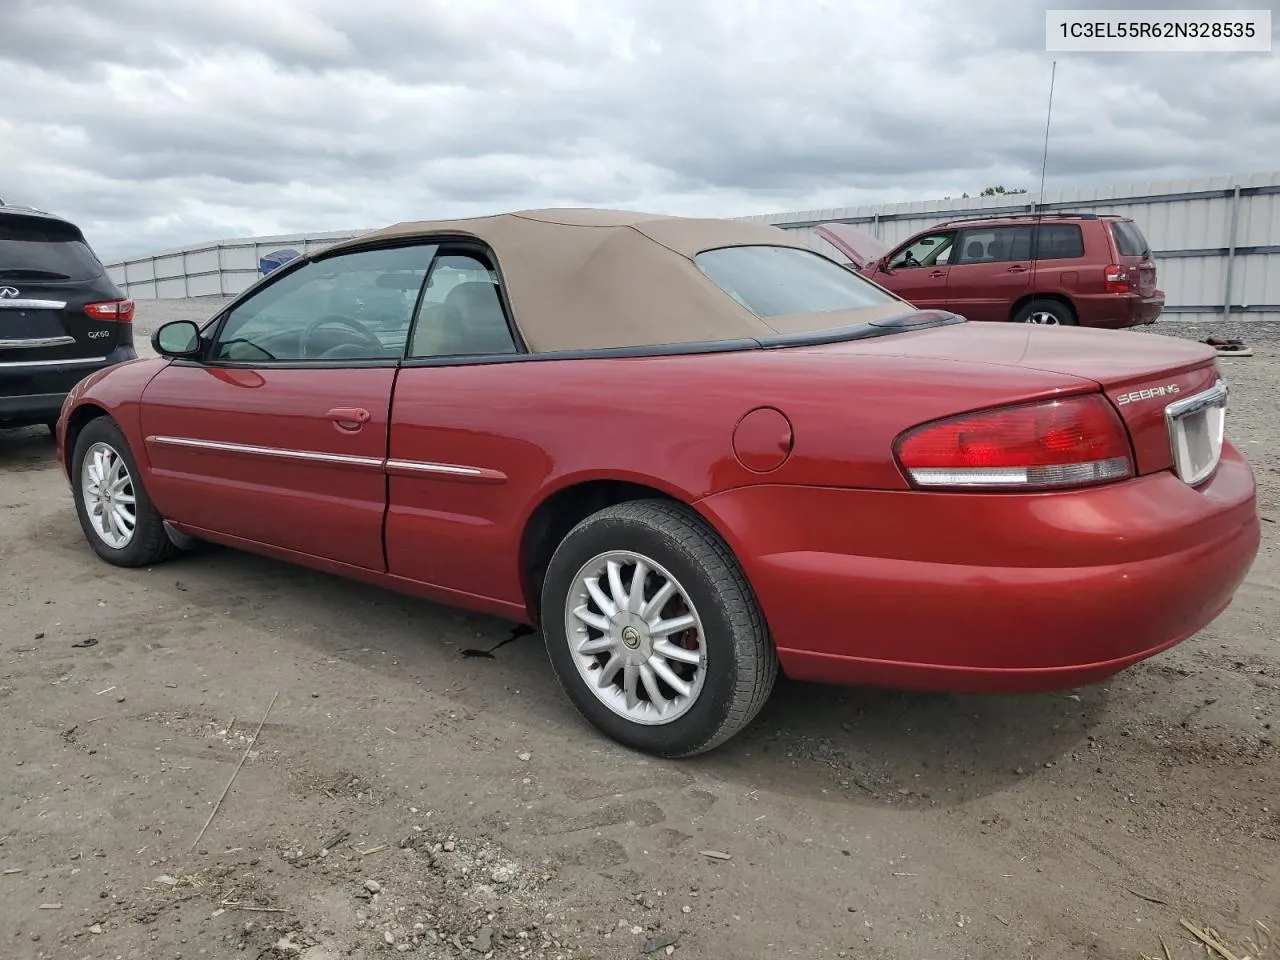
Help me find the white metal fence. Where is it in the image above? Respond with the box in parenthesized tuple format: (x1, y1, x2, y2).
(105, 228, 364, 301)
(105, 171, 1280, 322)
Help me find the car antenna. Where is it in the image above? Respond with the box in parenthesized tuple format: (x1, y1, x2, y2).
(1031, 59, 1057, 300)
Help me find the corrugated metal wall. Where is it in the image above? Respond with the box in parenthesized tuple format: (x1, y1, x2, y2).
(744, 171, 1280, 323)
(105, 229, 363, 301)
(106, 171, 1280, 322)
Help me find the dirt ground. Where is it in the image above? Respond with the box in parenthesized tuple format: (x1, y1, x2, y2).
(2, 302, 1277, 960)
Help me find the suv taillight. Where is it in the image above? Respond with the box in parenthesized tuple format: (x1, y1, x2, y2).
(84, 299, 135, 322)
(1103, 265, 1130, 294)
(894, 394, 1134, 490)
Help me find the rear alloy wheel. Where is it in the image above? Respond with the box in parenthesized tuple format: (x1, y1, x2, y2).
(72, 417, 178, 567)
(1014, 299, 1076, 326)
(541, 499, 777, 757)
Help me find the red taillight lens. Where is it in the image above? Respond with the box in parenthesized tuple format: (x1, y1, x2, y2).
(84, 299, 135, 322)
(1103, 264, 1130, 294)
(895, 394, 1134, 490)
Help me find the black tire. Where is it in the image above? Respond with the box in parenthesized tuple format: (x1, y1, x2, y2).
(540, 499, 777, 757)
(71, 417, 179, 568)
(1013, 298, 1077, 326)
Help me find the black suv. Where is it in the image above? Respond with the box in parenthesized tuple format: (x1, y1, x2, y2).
(1, 202, 135, 431)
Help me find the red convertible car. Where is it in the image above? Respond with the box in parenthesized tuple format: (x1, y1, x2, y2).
(56, 209, 1260, 757)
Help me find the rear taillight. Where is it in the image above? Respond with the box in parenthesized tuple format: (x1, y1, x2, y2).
(895, 394, 1134, 490)
(84, 299, 135, 322)
(1103, 265, 1130, 294)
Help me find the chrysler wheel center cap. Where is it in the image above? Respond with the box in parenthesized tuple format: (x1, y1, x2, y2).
(620, 626, 642, 649)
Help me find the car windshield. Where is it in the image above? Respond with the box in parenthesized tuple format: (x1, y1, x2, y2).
(695, 245, 899, 318)
(0, 216, 104, 282)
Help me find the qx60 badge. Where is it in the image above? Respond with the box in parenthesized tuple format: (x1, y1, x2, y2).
(1115, 383, 1181, 406)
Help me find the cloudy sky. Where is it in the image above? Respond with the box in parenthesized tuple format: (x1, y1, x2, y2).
(1, 0, 1276, 261)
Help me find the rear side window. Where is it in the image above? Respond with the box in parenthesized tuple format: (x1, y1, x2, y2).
(1033, 223, 1085, 260)
(954, 226, 1033, 264)
(409, 250, 520, 358)
(695, 245, 897, 318)
(0, 216, 104, 282)
(1110, 220, 1150, 257)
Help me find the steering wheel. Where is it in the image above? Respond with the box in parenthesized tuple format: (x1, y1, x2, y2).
(902, 251, 920, 268)
(299, 314, 385, 358)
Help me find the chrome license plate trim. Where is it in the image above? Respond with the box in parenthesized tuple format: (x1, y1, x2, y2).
(1164, 378, 1227, 486)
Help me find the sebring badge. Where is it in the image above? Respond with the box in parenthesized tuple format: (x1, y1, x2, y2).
(1115, 383, 1181, 405)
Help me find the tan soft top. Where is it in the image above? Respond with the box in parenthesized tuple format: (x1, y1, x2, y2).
(325, 208, 907, 352)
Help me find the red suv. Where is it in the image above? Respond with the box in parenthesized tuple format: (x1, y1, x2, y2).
(816, 213, 1164, 328)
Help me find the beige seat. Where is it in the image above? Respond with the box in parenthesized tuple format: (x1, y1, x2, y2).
(439, 281, 518, 355)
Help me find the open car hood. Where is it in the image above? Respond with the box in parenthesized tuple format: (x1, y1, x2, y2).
(815, 223, 889, 270)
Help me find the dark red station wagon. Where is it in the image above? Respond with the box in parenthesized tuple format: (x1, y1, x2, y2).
(817, 213, 1165, 329)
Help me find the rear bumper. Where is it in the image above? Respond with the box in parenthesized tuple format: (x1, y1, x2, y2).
(0, 391, 68, 422)
(0, 346, 136, 424)
(1074, 292, 1165, 328)
(694, 442, 1260, 693)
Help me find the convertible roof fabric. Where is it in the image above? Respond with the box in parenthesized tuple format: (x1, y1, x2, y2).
(324, 208, 907, 352)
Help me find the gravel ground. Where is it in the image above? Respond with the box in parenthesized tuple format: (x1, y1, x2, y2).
(0, 302, 1276, 960)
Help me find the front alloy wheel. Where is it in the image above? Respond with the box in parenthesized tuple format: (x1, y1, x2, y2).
(81, 441, 138, 549)
(71, 417, 179, 568)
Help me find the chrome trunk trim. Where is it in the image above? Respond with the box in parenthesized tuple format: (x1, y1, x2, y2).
(1164, 379, 1228, 486)
(0, 298, 68, 310)
(0, 335, 76, 349)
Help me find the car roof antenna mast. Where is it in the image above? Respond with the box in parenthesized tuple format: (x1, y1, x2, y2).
(1032, 59, 1058, 293)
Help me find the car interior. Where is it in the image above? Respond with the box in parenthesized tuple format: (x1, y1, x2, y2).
(209, 246, 519, 363)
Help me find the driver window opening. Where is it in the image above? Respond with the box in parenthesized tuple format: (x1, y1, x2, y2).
(212, 244, 435, 362)
(888, 233, 955, 269)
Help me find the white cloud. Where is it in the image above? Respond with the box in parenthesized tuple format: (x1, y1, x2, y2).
(0, 0, 1274, 260)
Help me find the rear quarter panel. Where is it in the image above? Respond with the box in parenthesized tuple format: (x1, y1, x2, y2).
(1019, 220, 1110, 326)
(1020, 222, 1087, 307)
(1066, 220, 1149, 327)
(385, 342, 1096, 608)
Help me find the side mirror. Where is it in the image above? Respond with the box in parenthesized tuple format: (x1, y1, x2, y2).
(153, 320, 202, 359)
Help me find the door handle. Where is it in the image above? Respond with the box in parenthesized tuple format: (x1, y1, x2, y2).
(1007, 264, 1028, 273)
(929, 271, 946, 279)
(327, 407, 371, 430)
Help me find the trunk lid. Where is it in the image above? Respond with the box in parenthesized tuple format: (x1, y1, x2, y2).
(814, 223, 889, 271)
(0, 276, 127, 364)
(0, 213, 127, 364)
(831, 320, 1220, 477)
